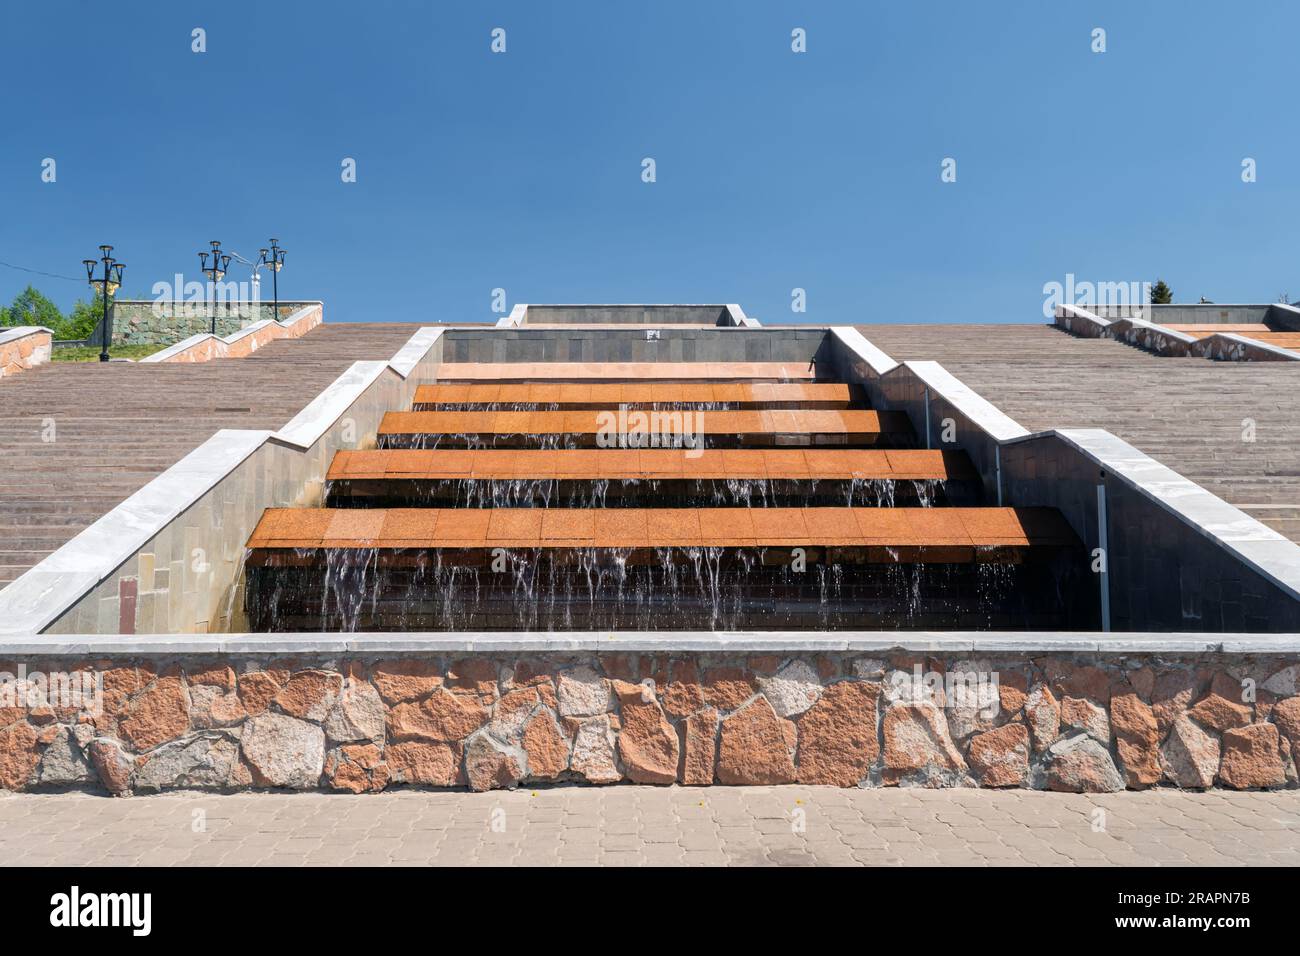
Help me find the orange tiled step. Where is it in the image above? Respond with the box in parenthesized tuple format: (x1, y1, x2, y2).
(378, 409, 910, 442)
(247, 506, 1077, 551)
(1237, 332, 1300, 349)
(412, 381, 860, 408)
(1162, 324, 1272, 336)
(432, 362, 817, 382)
(328, 448, 975, 481)
(1159, 326, 1300, 350)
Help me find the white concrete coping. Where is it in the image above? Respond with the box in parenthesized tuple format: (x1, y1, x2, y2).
(494, 304, 526, 327)
(139, 303, 322, 363)
(0, 630, 1294, 655)
(830, 327, 900, 376)
(0, 327, 445, 635)
(904, 360, 1031, 442)
(725, 304, 761, 327)
(0, 325, 53, 346)
(1108, 316, 1199, 346)
(1201, 332, 1300, 361)
(1054, 303, 1111, 333)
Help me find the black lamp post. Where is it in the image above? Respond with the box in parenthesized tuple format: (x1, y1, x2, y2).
(198, 240, 231, 335)
(257, 239, 286, 322)
(83, 245, 124, 363)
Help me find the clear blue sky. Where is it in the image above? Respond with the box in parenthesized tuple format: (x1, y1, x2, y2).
(1, 0, 1296, 325)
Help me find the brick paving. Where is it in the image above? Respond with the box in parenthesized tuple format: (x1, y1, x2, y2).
(1, 786, 1296, 866)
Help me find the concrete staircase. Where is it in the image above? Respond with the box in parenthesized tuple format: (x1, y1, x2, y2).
(0, 323, 427, 587)
(856, 323, 1300, 543)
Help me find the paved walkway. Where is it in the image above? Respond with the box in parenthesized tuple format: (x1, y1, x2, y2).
(2, 786, 1297, 866)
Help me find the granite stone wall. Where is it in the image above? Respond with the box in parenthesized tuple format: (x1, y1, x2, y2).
(3, 651, 1296, 796)
(97, 301, 320, 346)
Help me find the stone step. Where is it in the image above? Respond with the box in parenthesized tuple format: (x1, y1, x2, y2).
(245, 505, 1079, 555)
(0, 321, 429, 585)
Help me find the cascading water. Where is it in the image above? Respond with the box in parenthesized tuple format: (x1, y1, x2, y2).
(247, 374, 1100, 634)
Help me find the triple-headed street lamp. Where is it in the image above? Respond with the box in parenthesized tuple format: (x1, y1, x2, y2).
(198, 240, 231, 335)
(82, 245, 124, 363)
(257, 239, 286, 322)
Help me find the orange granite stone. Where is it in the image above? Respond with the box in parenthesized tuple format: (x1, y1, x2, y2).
(593, 510, 649, 547)
(486, 510, 543, 545)
(431, 509, 492, 546)
(901, 510, 974, 548)
(697, 510, 756, 547)
(323, 510, 386, 547)
(248, 507, 1073, 553)
(801, 508, 866, 546)
(379, 510, 439, 546)
(750, 508, 808, 544)
(644, 509, 701, 546)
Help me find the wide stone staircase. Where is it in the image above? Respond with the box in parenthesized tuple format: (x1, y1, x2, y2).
(856, 323, 1300, 543)
(242, 364, 1098, 631)
(0, 323, 426, 588)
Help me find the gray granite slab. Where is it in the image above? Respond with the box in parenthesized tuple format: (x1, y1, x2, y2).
(1050, 428, 1300, 599)
(2, 631, 1292, 656)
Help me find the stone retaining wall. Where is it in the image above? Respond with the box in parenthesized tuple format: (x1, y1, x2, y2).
(140, 303, 323, 364)
(4, 650, 1297, 796)
(99, 301, 320, 346)
(0, 327, 52, 378)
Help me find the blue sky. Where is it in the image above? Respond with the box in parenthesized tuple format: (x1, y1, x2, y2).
(1, 0, 1297, 325)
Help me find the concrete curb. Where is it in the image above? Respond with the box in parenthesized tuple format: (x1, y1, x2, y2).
(2, 630, 1296, 655)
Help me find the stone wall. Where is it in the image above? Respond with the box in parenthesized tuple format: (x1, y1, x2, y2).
(0, 327, 52, 378)
(4, 650, 1296, 796)
(140, 304, 323, 364)
(96, 301, 320, 346)
(440, 326, 823, 364)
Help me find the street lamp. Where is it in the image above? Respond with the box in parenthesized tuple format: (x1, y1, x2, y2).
(198, 240, 231, 335)
(257, 239, 286, 323)
(83, 245, 125, 363)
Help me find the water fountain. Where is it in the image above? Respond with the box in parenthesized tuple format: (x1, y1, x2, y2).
(243, 373, 1098, 631)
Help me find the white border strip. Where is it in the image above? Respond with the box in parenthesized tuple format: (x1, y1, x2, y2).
(1194, 332, 1300, 362)
(1, 630, 1296, 655)
(0, 325, 53, 347)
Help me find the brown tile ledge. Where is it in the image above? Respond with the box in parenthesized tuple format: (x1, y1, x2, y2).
(327, 448, 977, 482)
(245, 506, 1077, 551)
(0, 647, 1294, 794)
(378, 409, 910, 437)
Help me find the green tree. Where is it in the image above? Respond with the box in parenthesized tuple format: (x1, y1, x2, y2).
(3, 285, 63, 328)
(1150, 279, 1173, 304)
(62, 296, 105, 340)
